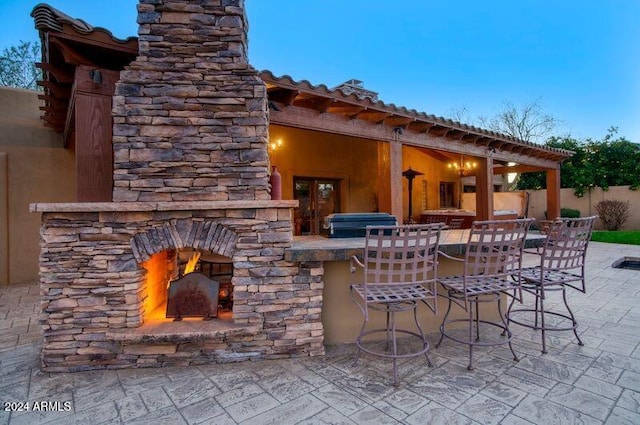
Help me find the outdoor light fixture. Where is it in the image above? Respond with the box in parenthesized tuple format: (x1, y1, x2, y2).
(448, 156, 477, 176)
(269, 138, 283, 152)
(89, 69, 102, 84)
(402, 167, 424, 223)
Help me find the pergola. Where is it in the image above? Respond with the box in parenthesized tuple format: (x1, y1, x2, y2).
(32, 3, 572, 219)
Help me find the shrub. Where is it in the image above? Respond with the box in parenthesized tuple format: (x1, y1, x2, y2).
(594, 200, 630, 231)
(544, 208, 581, 219)
(560, 208, 580, 218)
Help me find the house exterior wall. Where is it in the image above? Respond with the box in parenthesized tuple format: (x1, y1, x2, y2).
(268, 125, 379, 213)
(0, 87, 75, 285)
(402, 146, 455, 221)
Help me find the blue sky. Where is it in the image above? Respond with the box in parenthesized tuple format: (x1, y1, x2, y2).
(1, 0, 638, 142)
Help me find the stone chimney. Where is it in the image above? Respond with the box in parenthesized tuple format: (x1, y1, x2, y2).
(112, 0, 270, 202)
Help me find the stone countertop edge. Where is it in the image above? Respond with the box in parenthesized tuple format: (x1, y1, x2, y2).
(29, 200, 299, 213)
(285, 234, 546, 262)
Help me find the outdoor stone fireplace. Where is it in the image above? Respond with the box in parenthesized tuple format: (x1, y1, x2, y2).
(33, 0, 324, 372)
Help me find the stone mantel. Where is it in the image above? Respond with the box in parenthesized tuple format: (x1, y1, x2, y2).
(30, 200, 298, 213)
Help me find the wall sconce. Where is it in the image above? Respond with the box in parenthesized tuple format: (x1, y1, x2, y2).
(448, 156, 477, 176)
(269, 138, 283, 152)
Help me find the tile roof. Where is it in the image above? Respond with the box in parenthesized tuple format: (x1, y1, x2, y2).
(260, 70, 573, 162)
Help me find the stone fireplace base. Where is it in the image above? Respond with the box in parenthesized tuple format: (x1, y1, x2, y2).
(32, 200, 325, 372)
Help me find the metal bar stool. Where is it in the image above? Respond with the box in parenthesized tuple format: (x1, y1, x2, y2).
(506, 216, 597, 353)
(350, 223, 444, 385)
(436, 218, 533, 370)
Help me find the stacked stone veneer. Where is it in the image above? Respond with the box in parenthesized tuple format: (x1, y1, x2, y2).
(36, 0, 325, 372)
(112, 0, 270, 202)
(38, 202, 324, 372)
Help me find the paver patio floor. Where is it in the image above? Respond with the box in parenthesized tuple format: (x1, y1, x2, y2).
(2, 241, 640, 424)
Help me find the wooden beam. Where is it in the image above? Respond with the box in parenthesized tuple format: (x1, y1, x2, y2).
(390, 136, 403, 221)
(357, 110, 391, 124)
(377, 141, 391, 214)
(493, 164, 546, 174)
(407, 121, 434, 133)
(38, 94, 67, 110)
(414, 147, 451, 163)
(546, 166, 561, 220)
(36, 62, 74, 84)
(267, 87, 298, 105)
(427, 126, 450, 137)
(384, 116, 414, 127)
(50, 37, 100, 67)
(475, 156, 494, 221)
(37, 81, 71, 99)
(326, 105, 367, 116)
(269, 105, 562, 169)
(51, 29, 138, 56)
(71, 65, 118, 201)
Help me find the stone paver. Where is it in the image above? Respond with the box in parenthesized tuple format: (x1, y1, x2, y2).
(2, 241, 640, 424)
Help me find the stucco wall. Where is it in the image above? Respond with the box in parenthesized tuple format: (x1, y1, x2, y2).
(269, 125, 380, 213)
(527, 186, 640, 230)
(402, 146, 454, 221)
(0, 87, 75, 285)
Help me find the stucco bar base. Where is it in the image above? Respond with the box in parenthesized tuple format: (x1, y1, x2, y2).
(31, 201, 330, 373)
(287, 233, 544, 345)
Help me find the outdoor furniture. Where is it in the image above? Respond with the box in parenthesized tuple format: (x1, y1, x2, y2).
(421, 215, 446, 225)
(447, 218, 465, 229)
(350, 223, 443, 385)
(506, 216, 597, 354)
(436, 218, 533, 370)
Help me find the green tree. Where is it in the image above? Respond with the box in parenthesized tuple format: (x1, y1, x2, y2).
(0, 40, 42, 90)
(515, 129, 640, 196)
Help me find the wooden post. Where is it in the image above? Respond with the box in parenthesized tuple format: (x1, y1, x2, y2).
(72, 65, 119, 202)
(389, 136, 403, 221)
(376, 141, 391, 213)
(546, 166, 561, 219)
(475, 155, 494, 221)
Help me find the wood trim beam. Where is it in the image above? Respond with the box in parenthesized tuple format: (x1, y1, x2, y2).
(52, 29, 138, 55)
(326, 105, 367, 116)
(357, 111, 391, 124)
(50, 37, 100, 67)
(546, 167, 561, 220)
(267, 87, 299, 106)
(493, 164, 546, 174)
(475, 156, 494, 221)
(389, 137, 403, 221)
(407, 121, 434, 133)
(384, 116, 414, 127)
(37, 81, 71, 99)
(269, 105, 562, 169)
(36, 62, 74, 84)
(38, 94, 66, 109)
(65, 66, 120, 146)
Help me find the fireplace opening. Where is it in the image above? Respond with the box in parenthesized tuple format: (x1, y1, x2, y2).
(140, 248, 234, 324)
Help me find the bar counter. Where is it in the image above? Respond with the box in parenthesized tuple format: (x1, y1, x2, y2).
(285, 230, 545, 345)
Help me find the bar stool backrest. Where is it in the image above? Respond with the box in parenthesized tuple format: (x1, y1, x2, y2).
(539, 215, 597, 291)
(463, 219, 533, 282)
(363, 224, 443, 287)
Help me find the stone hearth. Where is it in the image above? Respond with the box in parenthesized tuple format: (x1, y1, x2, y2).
(33, 0, 324, 372)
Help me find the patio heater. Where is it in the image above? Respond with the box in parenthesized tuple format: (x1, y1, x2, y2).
(402, 167, 424, 224)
